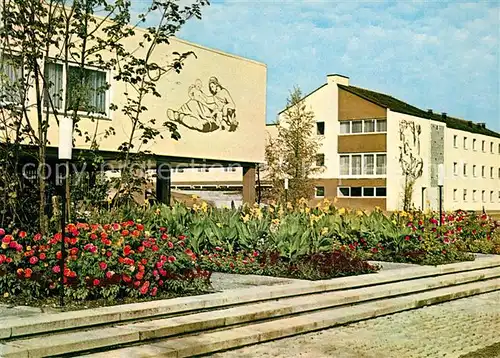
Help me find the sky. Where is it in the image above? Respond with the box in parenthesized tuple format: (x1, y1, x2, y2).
(135, 0, 500, 131)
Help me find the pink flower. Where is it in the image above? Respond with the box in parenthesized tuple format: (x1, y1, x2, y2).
(106, 271, 114, 279)
(99, 262, 107, 270)
(52, 265, 61, 273)
(167, 241, 174, 249)
(29, 256, 39, 265)
(167, 256, 176, 263)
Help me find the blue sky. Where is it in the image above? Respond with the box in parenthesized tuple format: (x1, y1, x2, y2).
(138, 0, 500, 131)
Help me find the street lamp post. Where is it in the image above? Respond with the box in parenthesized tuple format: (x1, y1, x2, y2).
(58, 117, 73, 307)
(438, 164, 444, 226)
(421, 186, 426, 211)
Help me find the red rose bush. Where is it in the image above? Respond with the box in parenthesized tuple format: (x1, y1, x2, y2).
(0, 221, 210, 301)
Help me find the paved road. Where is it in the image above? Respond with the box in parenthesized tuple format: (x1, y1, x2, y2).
(212, 291, 500, 358)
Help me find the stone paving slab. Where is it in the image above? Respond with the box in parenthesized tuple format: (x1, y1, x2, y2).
(212, 290, 500, 358)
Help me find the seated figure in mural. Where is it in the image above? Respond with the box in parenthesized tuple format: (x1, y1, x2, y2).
(167, 77, 238, 133)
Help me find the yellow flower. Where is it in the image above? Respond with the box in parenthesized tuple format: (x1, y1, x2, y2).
(191, 194, 199, 200)
(305, 207, 311, 214)
(286, 202, 293, 210)
(26, 246, 32, 251)
(216, 222, 223, 228)
(321, 227, 328, 235)
(3, 292, 9, 298)
(269, 206, 275, 213)
(271, 218, 280, 225)
(338, 208, 346, 215)
(1, 243, 7, 250)
(155, 208, 161, 215)
(374, 206, 381, 211)
(242, 214, 250, 223)
(356, 210, 364, 217)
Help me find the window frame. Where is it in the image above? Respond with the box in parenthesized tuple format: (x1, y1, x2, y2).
(316, 121, 325, 136)
(338, 119, 387, 135)
(43, 60, 111, 119)
(336, 186, 386, 198)
(315, 186, 325, 198)
(338, 153, 387, 177)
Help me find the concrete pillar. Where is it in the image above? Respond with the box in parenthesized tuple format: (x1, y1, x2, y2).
(242, 165, 256, 205)
(156, 163, 171, 205)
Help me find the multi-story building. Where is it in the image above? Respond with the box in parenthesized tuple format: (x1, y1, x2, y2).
(275, 74, 500, 212)
(0, 17, 267, 205)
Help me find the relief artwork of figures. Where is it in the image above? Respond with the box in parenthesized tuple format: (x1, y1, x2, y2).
(167, 77, 238, 133)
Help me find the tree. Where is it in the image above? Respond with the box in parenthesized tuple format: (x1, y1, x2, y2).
(264, 87, 322, 204)
(399, 119, 423, 211)
(0, 0, 209, 231)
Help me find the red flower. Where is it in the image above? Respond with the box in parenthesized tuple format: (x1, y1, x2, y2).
(29, 256, 39, 265)
(123, 245, 132, 256)
(90, 233, 98, 240)
(178, 235, 186, 241)
(99, 262, 107, 271)
(167, 255, 176, 263)
(150, 287, 158, 296)
(168, 241, 174, 249)
(132, 230, 140, 237)
(136, 224, 144, 231)
(16, 268, 24, 276)
(253, 251, 259, 257)
(122, 274, 132, 283)
(135, 272, 144, 280)
(405, 236, 410, 241)
(56, 251, 62, 259)
(24, 268, 32, 278)
(215, 246, 223, 252)
(0, 228, 5, 236)
(93, 279, 100, 286)
(139, 284, 148, 295)
(371, 247, 379, 253)
(112, 223, 121, 231)
(19, 231, 26, 239)
(152, 245, 159, 252)
(159, 227, 166, 232)
(70, 248, 78, 256)
(121, 230, 130, 237)
(137, 246, 145, 253)
(106, 271, 114, 279)
(141, 258, 148, 265)
(106, 251, 112, 257)
(33, 233, 42, 242)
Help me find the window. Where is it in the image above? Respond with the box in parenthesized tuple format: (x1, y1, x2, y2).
(473, 190, 477, 202)
(363, 187, 375, 197)
(44, 63, 108, 114)
(463, 189, 467, 202)
(498, 144, 500, 154)
(482, 190, 486, 203)
(364, 120, 375, 133)
(338, 187, 350, 197)
(376, 154, 387, 175)
(473, 138, 477, 151)
(351, 187, 362, 197)
(498, 168, 500, 179)
(491, 142, 494, 153)
(351, 155, 362, 175)
(197, 167, 209, 172)
(453, 162, 458, 175)
(316, 122, 325, 135)
(340, 122, 350, 134)
(453, 135, 458, 148)
(472, 165, 477, 177)
(463, 163, 467, 177)
(482, 166, 485, 178)
(315, 154, 325, 167)
(364, 154, 374, 175)
(315, 186, 325, 198)
(173, 168, 184, 173)
(376, 187, 387, 197)
(340, 155, 350, 175)
(376, 120, 387, 132)
(491, 167, 494, 179)
(453, 189, 458, 202)
(463, 137, 468, 149)
(351, 121, 363, 134)
(491, 191, 494, 203)
(0, 55, 22, 104)
(482, 140, 486, 152)
(224, 167, 237, 172)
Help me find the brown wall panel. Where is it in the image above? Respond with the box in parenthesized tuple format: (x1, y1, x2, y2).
(338, 88, 386, 120)
(338, 134, 387, 153)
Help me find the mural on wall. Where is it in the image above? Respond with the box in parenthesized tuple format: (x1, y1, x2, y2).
(167, 77, 238, 133)
(399, 119, 424, 210)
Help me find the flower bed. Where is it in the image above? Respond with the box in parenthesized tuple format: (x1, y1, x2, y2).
(199, 250, 379, 280)
(0, 221, 211, 303)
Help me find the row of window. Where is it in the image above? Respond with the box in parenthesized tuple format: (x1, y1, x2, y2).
(314, 186, 387, 198)
(314, 119, 387, 136)
(1, 56, 108, 114)
(340, 119, 387, 134)
(453, 135, 499, 154)
(339, 153, 387, 176)
(173, 167, 238, 173)
(453, 189, 500, 203)
(453, 163, 500, 179)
